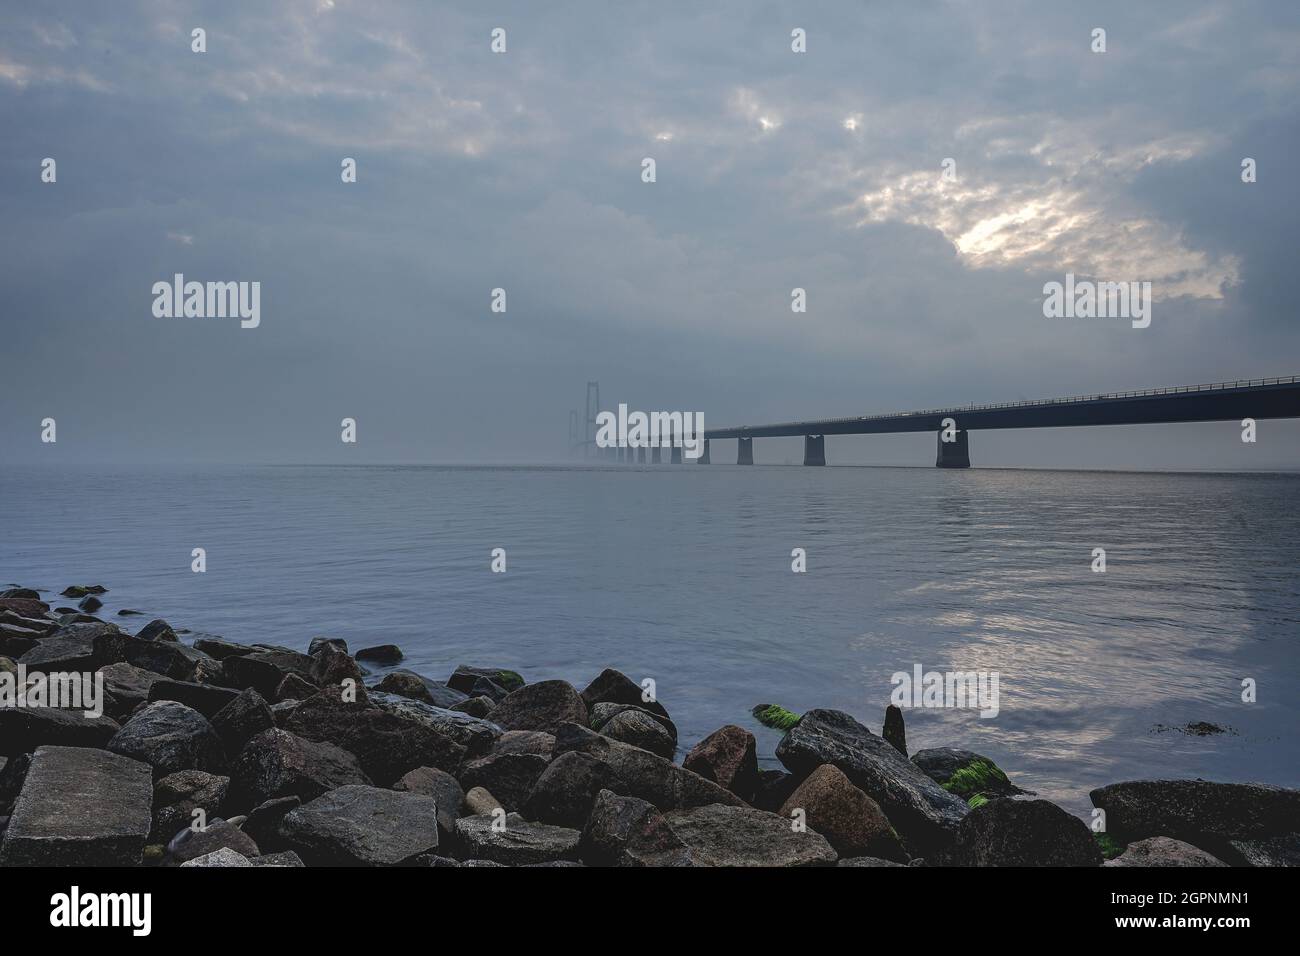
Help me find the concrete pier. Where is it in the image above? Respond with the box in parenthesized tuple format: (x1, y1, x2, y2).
(737, 437, 753, 465)
(935, 428, 971, 468)
(803, 434, 826, 466)
(697, 439, 710, 464)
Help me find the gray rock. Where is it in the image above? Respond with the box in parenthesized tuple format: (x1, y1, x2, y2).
(450, 695, 495, 718)
(882, 704, 907, 757)
(166, 818, 260, 864)
(249, 850, 304, 867)
(108, 701, 226, 778)
(589, 701, 678, 742)
(368, 691, 500, 757)
(946, 798, 1102, 866)
(0, 745, 153, 866)
(492, 730, 555, 758)
(597, 708, 676, 759)
(180, 847, 251, 867)
(524, 751, 622, 828)
(78, 595, 103, 612)
(147, 678, 241, 717)
(579, 789, 692, 867)
(554, 723, 744, 812)
(355, 644, 404, 664)
(227, 727, 371, 809)
(102, 631, 213, 681)
(210, 688, 275, 754)
(135, 619, 178, 642)
(308, 636, 348, 657)
(0, 703, 121, 758)
(490, 680, 589, 735)
(279, 785, 440, 866)
(455, 812, 581, 865)
(911, 748, 1028, 799)
(464, 786, 503, 815)
(666, 803, 838, 867)
(776, 709, 968, 853)
(307, 642, 367, 693)
(192, 637, 254, 661)
(225, 649, 318, 699)
(1105, 836, 1229, 867)
(580, 668, 671, 722)
(448, 665, 525, 695)
(243, 795, 301, 853)
(151, 770, 230, 842)
(838, 856, 906, 867)
(392, 766, 464, 840)
(460, 752, 550, 811)
(681, 724, 758, 800)
(275, 673, 318, 702)
(1224, 833, 1300, 867)
(97, 662, 165, 719)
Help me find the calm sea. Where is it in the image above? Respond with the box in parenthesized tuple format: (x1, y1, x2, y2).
(3, 463, 1297, 816)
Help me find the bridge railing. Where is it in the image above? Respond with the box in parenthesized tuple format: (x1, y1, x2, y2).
(711, 375, 1299, 432)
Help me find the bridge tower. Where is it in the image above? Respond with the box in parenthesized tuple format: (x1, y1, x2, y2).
(803, 434, 826, 466)
(737, 437, 753, 465)
(936, 429, 971, 468)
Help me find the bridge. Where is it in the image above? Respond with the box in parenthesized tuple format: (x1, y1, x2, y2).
(575, 375, 1300, 467)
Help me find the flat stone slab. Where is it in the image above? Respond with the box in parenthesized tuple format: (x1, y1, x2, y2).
(455, 812, 582, 865)
(0, 745, 153, 866)
(278, 784, 439, 866)
(665, 804, 838, 867)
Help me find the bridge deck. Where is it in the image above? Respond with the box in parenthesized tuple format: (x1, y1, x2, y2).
(704, 376, 1300, 440)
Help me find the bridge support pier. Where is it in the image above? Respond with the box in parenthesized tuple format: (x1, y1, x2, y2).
(936, 429, 971, 468)
(697, 439, 710, 464)
(803, 434, 826, 466)
(670, 444, 683, 464)
(737, 437, 753, 465)
(651, 446, 661, 464)
(636, 446, 646, 464)
(617, 446, 626, 463)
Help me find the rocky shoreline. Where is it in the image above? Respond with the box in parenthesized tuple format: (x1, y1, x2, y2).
(1, 585, 1297, 867)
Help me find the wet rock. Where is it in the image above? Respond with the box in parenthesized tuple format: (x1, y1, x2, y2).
(491, 680, 589, 735)
(946, 798, 1102, 866)
(0, 704, 121, 757)
(780, 764, 906, 861)
(275, 673, 318, 703)
(166, 818, 260, 864)
(449, 665, 525, 695)
(225, 649, 318, 699)
(284, 685, 466, 785)
(118, 609, 145, 617)
(60, 585, 106, 598)
(270, 700, 299, 726)
(682, 725, 758, 800)
(1089, 780, 1300, 859)
(193, 637, 254, 661)
(580, 668, 671, 722)
(1225, 833, 1300, 867)
(19, 623, 115, 671)
(460, 752, 550, 811)
(147, 678, 241, 718)
(1105, 836, 1228, 867)
(108, 701, 226, 778)
(464, 786, 503, 816)
(0, 597, 50, 618)
(368, 691, 500, 757)
(666, 803, 837, 867)
(752, 769, 800, 813)
(776, 709, 968, 853)
(579, 789, 693, 867)
(355, 644, 404, 665)
(279, 785, 440, 866)
(151, 769, 230, 842)
(455, 812, 581, 865)
(372, 670, 465, 708)
(524, 751, 622, 828)
(227, 728, 371, 809)
(135, 619, 178, 643)
(78, 595, 103, 612)
(393, 767, 464, 840)
(589, 701, 678, 740)
(179, 846, 251, 867)
(554, 723, 743, 811)
(0, 745, 153, 866)
(882, 704, 907, 757)
(308, 642, 366, 692)
(912, 748, 1028, 800)
(243, 796, 300, 853)
(0, 610, 58, 634)
(0, 588, 42, 600)
(493, 730, 556, 758)
(450, 695, 495, 718)
(97, 662, 164, 719)
(597, 708, 675, 759)
(308, 636, 348, 657)
(106, 632, 214, 681)
(0, 629, 38, 658)
(210, 688, 275, 754)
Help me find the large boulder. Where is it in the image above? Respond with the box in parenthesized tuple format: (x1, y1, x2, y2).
(1089, 780, 1300, 860)
(459, 752, 550, 811)
(449, 665, 525, 695)
(355, 644, 404, 665)
(225, 649, 318, 699)
(209, 688, 276, 755)
(279, 785, 440, 865)
(393, 767, 464, 841)
(1105, 836, 1228, 867)
(579, 789, 693, 867)
(580, 668, 671, 722)
(0, 597, 50, 618)
(490, 680, 589, 735)
(151, 770, 230, 842)
(596, 708, 676, 759)
(554, 723, 743, 812)
(227, 728, 371, 809)
(165, 818, 260, 864)
(946, 798, 1102, 866)
(780, 764, 907, 861)
(523, 751, 622, 828)
(108, 701, 226, 778)
(97, 662, 165, 719)
(682, 725, 759, 800)
(367, 691, 500, 757)
(776, 709, 967, 852)
(147, 678, 241, 718)
(493, 730, 556, 758)
(18, 623, 113, 671)
(454, 812, 581, 865)
(135, 619, 178, 643)
(284, 686, 466, 785)
(0, 704, 120, 757)
(912, 748, 1028, 800)
(1224, 833, 1300, 867)
(0, 746, 153, 866)
(307, 643, 367, 693)
(665, 804, 838, 867)
(99, 631, 213, 681)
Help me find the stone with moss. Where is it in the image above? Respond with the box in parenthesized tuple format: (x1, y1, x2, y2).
(968, 793, 989, 810)
(751, 704, 800, 731)
(1094, 832, 1125, 860)
(912, 748, 1029, 801)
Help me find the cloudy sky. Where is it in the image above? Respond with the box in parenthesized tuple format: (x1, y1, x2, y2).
(3, 0, 1298, 468)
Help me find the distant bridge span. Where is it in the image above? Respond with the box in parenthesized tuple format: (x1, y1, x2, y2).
(699, 375, 1300, 467)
